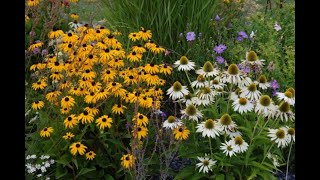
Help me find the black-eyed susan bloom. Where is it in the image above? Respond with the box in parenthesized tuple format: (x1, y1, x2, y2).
(128, 32, 141, 42)
(32, 80, 47, 90)
(63, 132, 75, 140)
(64, 114, 78, 129)
(132, 125, 148, 140)
(138, 27, 152, 41)
(86, 151, 96, 160)
(127, 51, 142, 62)
(40, 127, 54, 138)
(111, 104, 126, 115)
(27, 0, 41, 7)
(121, 154, 135, 169)
(32, 101, 44, 110)
(48, 29, 64, 39)
(84, 106, 100, 116)
(61, 96, 76, 109)
(78, 111, 94, 124)
(173, 126, 190, 140)
(144, 63, 159, 74)
(96, 115, 113, 129)
(70, 142, 87, 156)
(150, 45, 165, 55)
(60, 107, 71, 115)
(159, 64, 173, 75)
(46, 91, 61, 103)
(132, 113, 149, 126)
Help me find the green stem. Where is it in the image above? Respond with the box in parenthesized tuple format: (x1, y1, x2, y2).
(261, 142, 274, 164)
(256, 117, 270, 137)
(226, 83, 233, 113)
(285, 141, 293, 180)
(184, 70, 195, 93)
(209, 137, 213, 157)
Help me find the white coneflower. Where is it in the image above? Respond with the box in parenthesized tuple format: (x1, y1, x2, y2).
(240, 83, 261, 101)
(173, 56, 196, 71)
(196, 61, 219, 78)
(195, 86, 216, 102)
(221, 64, 244, 86)
(255, 95, 276, 118)
(230, 88, 241, 102)
(210, 78, 226, 90)
(241, 50, 265, 67)
(231, 136, 249, 153)
(166, 81, 189, 100)
(220, 140, 237, 157)
(276, 88, 295, 106)
(191, 74, 208, 88)
(267, 127, 290, 148)
(232, 97, 254, 114)
(225, 127, 242, 138)
(196, 155, 217, 173)
(286, 127, 295, 143)
(216, 114, 237, 133)
(238, 76, 253, 88)
(163, 115, 183, 130)
(192, 96, 211, 106)
(180, 104, 203, 122)
(254, 75, 270, 90)
(178, 93, 193, 106)
(196, 119, 222, 138)
(275, 101, 295, 122)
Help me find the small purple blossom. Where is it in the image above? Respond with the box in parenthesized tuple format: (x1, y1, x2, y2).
(186, 32, 196, 41)
(237, 31, 248, 41)
(33, 48, 40, 54)
(270, 80, 280, 90)
(237, 64, 250, 73)
(272, 90, 278, 97)
(41, 49, 48, 56)
(161, 112, 167, 118)
(215, 15, 221, 22)
(274, 23, 282, 31)
(165, 49, 171, 56)
(214, 44, 227, 54)
(216, 56, 225, 64)
(125, 122, 131, 129)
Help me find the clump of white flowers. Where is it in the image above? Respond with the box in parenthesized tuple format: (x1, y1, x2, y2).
(25, 154, 55, 179)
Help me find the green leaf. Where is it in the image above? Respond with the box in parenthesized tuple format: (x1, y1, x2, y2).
(76, 167, 96, 177)
(174, 166, 195, 180)
(215, 174, 225, 180)
(72, 158, 78, 170)
(105, 174, 115, 180)
(105, 139, 126, 150)
(226, 173, 235, 180)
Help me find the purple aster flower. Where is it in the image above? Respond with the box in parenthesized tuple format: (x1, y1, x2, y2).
(125, 122, 131, 129)
(215, 15, 221, 22)
(237, 64, 250, 73)
(216, 56, 225, 64)
(33, 48, 40, 54)
(186, 32, 196, 41)
(41, 49, 48, 56)
(214, 44, 227, 54)
(161, 112, 167, 118)
(237, 31, 248, 41)
(272, 90, 278, 97)
(270, 80, 280, 90)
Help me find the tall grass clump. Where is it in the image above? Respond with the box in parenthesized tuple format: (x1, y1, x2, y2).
(102, 0, 217, 50)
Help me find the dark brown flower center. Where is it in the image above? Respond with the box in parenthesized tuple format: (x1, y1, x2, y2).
(102, 118, 106, 122)
(76, 144, 80, 148)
